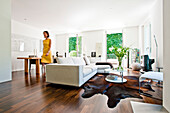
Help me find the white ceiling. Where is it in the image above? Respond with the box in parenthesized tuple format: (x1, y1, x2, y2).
(12, 0, 156, 34)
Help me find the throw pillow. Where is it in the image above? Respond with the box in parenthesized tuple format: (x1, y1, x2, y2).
(56, 57, 74, 64)
(72, 57, 86, 65)
(84, 56, 90, 65)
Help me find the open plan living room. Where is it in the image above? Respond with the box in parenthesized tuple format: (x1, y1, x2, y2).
(0, 0, 170, 113)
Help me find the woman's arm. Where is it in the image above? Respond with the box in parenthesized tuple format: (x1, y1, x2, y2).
(46, 39, 51, 56)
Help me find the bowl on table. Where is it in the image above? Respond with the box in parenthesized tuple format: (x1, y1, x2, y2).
(106, 75, 118, 80)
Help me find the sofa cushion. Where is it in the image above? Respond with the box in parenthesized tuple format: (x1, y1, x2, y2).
(83, 56, 90, 65)
(96, 65, 111, 70)
(72, 57, 86, 65)
(83, 67, 93, 77)
(85, 65, 97, 71)
(56, 57, 74, 64)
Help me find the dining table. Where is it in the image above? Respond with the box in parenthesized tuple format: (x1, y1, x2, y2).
(17, 57, 41, 74)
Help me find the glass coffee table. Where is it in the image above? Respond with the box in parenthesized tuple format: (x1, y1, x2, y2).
(104, 69, 127, 83)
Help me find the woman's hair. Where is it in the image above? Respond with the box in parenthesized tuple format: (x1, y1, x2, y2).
(43, 31, 49, 38)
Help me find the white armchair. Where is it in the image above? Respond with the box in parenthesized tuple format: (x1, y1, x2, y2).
(139, 72, 163, 93)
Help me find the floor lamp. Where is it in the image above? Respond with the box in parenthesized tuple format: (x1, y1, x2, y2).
(154, 35, 158, 68)
(154, 35, 163, 86)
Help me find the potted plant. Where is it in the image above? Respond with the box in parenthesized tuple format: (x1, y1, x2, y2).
(109, 46, 129, 71)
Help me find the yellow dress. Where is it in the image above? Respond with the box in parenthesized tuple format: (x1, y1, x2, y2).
(41, 38, 52, 63)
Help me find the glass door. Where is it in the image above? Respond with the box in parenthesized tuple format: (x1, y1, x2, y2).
(107, 33, 122, 60)
(69, 35, 82, 57)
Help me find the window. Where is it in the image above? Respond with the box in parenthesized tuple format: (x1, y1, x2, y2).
(77, 36, 82, 57)
(107, 33, 122, 59)
(69, 35, 82, 57)
(69, 37, 77, 57)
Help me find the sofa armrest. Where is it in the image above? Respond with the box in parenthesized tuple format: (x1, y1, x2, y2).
(46, 64, 84, 87)
(95, 62, 113, 68)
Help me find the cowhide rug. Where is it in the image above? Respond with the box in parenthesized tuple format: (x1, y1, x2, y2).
(82, 74, 154, 108)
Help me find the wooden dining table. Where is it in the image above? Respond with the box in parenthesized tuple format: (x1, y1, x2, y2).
(17, 57, 41, 74)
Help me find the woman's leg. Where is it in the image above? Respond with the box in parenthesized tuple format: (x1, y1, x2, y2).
(42, 63, 49, 74)
(42, 63, 45, 74)
(44, 64, 46, 73)
(44, 63, 49, 73)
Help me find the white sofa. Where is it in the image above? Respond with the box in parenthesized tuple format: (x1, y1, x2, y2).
(46, 57, 111, 87)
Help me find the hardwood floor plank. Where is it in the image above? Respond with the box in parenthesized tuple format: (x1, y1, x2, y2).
(0, 70, 162, 113)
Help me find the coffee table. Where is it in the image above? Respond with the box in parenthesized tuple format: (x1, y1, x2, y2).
(104, 69, 127, 83)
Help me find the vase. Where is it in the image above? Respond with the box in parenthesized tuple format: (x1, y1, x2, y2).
(117, 57, 123, 71)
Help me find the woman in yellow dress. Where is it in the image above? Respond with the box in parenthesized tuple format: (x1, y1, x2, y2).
(41, 31, 52, 73)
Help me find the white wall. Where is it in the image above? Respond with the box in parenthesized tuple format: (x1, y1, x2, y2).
(12, 20, 43, 39)
(55, 34, 68, 57)
(122, 26, 140, 68)
(123, 26, 139, 48)
(0, 0, 12, 83)
(11, 20, 56, 71)
(138, 0, 163, 71)
(106, 28, 123, 34)
(82, 30, 105, 59)
(150, 0, 163, 69)
(138, 25, 144, 55)
(163, 0, 170, 112)
(55, 30, 106, 61)
(55, 28, 141, 63)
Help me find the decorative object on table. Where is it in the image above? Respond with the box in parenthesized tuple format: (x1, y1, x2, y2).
(56, 51, 58, 57)
(104, 69, 127, 83)
(105, 74, 127, 83)
(109, 46, 129, 71)
(91, 52, 96, 57)
(131, 63, 141, 71)
(106, 75, 118, 80)
(65, 52, 67, 57)
(82, 74, 156, 108)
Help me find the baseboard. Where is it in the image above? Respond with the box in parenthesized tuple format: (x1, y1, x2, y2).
(0, 79, 12, 84)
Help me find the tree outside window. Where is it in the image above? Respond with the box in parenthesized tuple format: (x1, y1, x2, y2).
(107, 33, 122, 59)
(69, 36, 82, 57)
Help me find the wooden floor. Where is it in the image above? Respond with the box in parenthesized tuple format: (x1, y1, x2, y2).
(0, 70, 162, 113)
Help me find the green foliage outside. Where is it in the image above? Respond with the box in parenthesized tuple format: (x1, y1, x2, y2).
(69, 50, 77, 57)
(77, 36, 82, 56)
(69, 36, 82, 57)
(107, 33, 122, 59)
(69, 37, 77, 53)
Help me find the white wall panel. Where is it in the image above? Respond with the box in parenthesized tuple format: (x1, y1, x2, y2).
(0, 0, 11, 83)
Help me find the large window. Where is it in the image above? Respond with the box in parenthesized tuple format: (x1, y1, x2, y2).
(69, 36, 82, 57)
(107, 33, 122, 59)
